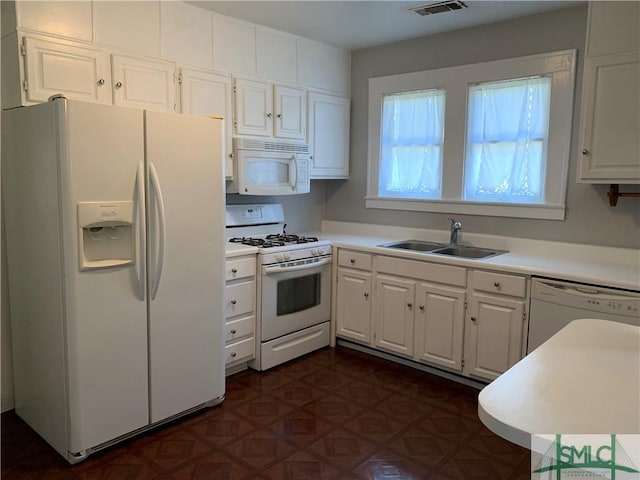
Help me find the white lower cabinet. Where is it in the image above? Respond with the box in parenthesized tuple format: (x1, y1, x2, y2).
(335, 250, 373, 344)
(333, 248, 529, 383)
(414, 283, 466, 371)
(463, 270, 527, 381)
(224, 254, 257, 372)
(374, 275, 415, 358)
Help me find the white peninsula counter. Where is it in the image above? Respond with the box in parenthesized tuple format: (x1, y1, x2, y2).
(478, 319, 640, 448)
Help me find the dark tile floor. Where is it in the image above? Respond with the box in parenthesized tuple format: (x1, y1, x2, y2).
(2, 345, 531, 479)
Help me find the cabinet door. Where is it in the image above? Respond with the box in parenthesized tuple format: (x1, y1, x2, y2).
(23, 36, 112, 105)
(256, 27, 297, 84)
(578, 51, 640, 183)
(212, 13, 256, 76)
(180, 69, 233, 178)
(374, 275, 415, 357)
(464, 293, 525, 381)
(111, 54, 176, 112)
(234, 78, 272, 137)
(414, 283, 465, 371)
(308, 92, 350, 178)
(274, 85, 306, 140)
(336, 269, 372, 344)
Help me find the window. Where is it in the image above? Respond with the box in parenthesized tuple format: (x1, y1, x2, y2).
(380, 89, 445, 199)
(367, 50, 576, 220)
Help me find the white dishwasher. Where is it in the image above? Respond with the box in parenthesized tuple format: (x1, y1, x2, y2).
(528, 277, 640, 353)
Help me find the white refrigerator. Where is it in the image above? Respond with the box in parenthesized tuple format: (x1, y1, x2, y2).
(2, 98, 226, 463)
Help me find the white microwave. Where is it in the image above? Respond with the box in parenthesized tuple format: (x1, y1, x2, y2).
(228, 139, 310, 195)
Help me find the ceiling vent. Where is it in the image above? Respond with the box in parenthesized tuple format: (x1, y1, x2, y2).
(410, 1, 468, 16)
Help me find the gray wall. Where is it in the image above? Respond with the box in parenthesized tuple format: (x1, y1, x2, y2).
(324, 5, 640, 249)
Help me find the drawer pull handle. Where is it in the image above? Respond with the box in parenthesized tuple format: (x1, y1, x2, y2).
(230, 329, 237, 335)
(350, 259, 355, 264)
(231, 352, 237, 358)
(494, 281, 501, 288)
(231, 268, 238, 273)
(230, 300, 237, 305)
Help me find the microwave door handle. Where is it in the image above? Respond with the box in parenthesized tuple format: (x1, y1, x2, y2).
(290, 154, 298, 192)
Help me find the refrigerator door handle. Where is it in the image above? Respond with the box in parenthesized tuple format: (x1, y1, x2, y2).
(149, 162, 166, 300)
(135, 161, 146, 300)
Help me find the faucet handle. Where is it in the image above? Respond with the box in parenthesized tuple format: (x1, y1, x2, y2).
(449, 217, 462, 229)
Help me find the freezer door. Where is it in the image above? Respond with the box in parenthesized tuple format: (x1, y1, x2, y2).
(64, 100, 149, 453)
(145, 111, 226, 422)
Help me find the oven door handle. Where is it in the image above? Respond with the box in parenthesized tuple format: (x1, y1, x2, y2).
(264, 257, 332, 274)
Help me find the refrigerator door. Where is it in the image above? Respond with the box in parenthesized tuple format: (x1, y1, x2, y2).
(63, 101, 149, 453)
(145, 111, 225, 422)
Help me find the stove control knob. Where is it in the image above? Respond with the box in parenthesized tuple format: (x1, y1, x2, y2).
(317, 247, 325, 255)
(284, 253, 291, 261)
(276, 254, 284, 262)
(311, 248, 318, 255)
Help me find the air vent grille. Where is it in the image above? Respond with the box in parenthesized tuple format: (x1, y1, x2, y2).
(234, 138, 309, 154)
(410, 0, 467, 16)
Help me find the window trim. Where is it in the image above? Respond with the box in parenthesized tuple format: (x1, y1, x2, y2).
(366, 49, 577, 220)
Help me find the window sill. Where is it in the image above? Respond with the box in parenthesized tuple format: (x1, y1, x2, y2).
(365, 197, 566, 220)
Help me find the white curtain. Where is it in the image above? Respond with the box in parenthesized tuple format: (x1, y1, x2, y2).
(464, 76, 551, 203)
(379, 89, 445, 198)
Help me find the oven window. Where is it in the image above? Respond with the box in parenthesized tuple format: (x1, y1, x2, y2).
(277, 272, 321, 316)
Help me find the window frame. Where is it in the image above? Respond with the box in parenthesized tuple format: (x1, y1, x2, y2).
(366, 49, 577, 220)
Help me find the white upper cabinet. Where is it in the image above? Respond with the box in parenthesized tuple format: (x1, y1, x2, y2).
(111, 54, 176, 112)
(212, 13, 256, 77)
(256, 27, 297, 84)
(577, 2, 640, 184)
(179, 68, 234, 178)
(22, 36, 112, 105)
(160, 2, 213, 69)
(15, 1, 92, 41)
(94, 1, 161, 57)
(297, 37, 350, 95)
(308, 92, 350, 178)
(234, 78, 306, 141)
(585, 1, 640, 57)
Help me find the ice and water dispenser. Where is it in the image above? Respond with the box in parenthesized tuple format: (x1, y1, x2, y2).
(77, 202, 135, 271)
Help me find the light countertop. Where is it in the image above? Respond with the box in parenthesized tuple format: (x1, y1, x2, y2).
(477, 319, 640, 448)
(225, 242, 258, 258)
(315, 221, 640, 291)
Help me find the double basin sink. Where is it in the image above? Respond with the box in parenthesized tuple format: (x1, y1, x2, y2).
(380, 240, 506, 259)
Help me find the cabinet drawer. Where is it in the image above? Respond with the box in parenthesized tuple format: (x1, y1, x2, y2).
(225, 337, 254, 364)
(225, 280, 255, 318)
(225, 315, 255, 343)
(472, 270, 526, 297)
(338, 250, 372, 270)
(376, 255, 466, 287)
(226, 256, 256, 281)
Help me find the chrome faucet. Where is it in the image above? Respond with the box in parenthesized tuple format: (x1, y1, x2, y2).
(449, 218, 462, 246)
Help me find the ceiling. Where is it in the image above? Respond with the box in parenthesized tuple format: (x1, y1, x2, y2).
(187, 0, 583, 51)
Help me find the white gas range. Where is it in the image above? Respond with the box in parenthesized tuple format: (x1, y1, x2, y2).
(225, 204, 332, 370)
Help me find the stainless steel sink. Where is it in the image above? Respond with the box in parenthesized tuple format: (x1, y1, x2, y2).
(431, 246, 506, 259)
(380, 240, 446, 252)
(380, 240, 506, 259)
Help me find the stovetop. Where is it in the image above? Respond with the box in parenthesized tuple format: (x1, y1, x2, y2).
(229, 233, 320, 248)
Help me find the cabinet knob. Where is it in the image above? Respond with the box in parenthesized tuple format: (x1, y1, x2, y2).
(230, 329, 237, 335)
(419, 305, 425, 311)
(582, 148, 590, 156)
(471, 316, 476, 322)
(231, 268, 238, 274)
(350, 258, 355, 264)
(97, 78, 105, 86)
(407, 303, 413, 308)
(277, 113, 282, 118)
(228, 152, 234, 158)
(364, 292, 369, 298)
(230, 300, 237, 305)
(115, 81, 123, 89)
(231, 352, 237, 358)
(494, 281, 501, 288)
(266, 112, 272, 118)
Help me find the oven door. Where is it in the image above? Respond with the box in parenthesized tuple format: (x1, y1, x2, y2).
(260, 256, 331, 341)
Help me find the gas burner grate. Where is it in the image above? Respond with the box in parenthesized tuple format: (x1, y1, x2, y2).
(229, 237, 286, 248)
